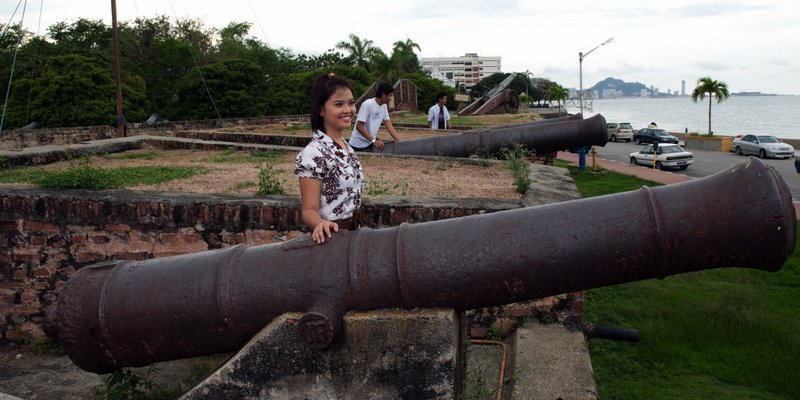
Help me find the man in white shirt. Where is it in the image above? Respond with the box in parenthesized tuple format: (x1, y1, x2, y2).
(349, 82, 401, 151)
(427, 92, 451, 130)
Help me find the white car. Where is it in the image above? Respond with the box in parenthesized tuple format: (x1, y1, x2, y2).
(629, 143, 694, 170)
(732, 134, 795, 159)
(607, 122, 634, 142)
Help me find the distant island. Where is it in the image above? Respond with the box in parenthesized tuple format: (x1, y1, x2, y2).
(730, 91, 777, 96)
(587, 77, 778, 98)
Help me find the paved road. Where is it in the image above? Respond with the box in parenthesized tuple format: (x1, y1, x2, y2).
(591, 141, 800, 201)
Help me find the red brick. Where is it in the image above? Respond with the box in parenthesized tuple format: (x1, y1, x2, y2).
(24, 221, 61, 233)
(160, 233, 182, 244)
(90, 234, 110, 244)
(469, 326, 488, 339)
(245, 229, 278, 244)
(112, 251, 150, 261)
(13, 268, 28, 280)
(13, 304, 40, 314)
(14, 252, 41, 262)
(1, 288, 16, 301)
(0, 220, 19, 231)
(106, 224, 132, 232)
(75, 251, 104, 263)
(20, 290, 38, 303)
(71, 234, 87, 245)
(32, 267, 51, 278)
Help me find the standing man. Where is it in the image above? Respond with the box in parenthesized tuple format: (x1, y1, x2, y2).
(427, 92, 451, 130)
(349, 82, 401, 151)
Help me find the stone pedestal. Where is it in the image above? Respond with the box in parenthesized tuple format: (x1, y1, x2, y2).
(181, 309, 460, 399)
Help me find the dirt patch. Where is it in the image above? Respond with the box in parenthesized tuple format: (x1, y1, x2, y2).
(7, 147, 520, 201)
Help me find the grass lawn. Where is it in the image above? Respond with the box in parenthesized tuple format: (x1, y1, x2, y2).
(565, 164, 800, 399)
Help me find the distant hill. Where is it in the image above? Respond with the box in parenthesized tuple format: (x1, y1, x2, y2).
(590, 77, 651, 97)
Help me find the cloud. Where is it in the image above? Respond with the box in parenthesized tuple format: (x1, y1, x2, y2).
(693, 61, 731, 70)
(670, 2, 774, 18)
(767, 59, 790, 67)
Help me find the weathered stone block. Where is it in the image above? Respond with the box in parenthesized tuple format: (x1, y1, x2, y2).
(182, 309, 460, 400)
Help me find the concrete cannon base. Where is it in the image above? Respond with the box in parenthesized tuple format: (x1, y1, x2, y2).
(179, 308, 597, 399)
(181, 309, 461, 399)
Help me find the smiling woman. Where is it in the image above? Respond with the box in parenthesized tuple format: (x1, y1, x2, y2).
(294, 73, 363, 244)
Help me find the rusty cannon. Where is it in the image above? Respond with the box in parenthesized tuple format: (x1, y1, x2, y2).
(44, 157, 795, 374)
(378, 113, 606, 156)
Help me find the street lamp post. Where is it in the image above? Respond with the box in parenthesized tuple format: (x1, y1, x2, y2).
(578, 37, 613, 171)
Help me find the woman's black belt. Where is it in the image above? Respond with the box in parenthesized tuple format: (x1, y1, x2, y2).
(332, 217, 359, 231)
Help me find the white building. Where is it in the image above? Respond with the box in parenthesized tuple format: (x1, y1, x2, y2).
(420, 53, 501, 91)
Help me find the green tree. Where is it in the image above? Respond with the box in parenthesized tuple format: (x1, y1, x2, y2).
(167, 58, 270, 120)
(547, 84, 568, 116)
(691, 76, 730, 135)
(336, 34, 380, 72)
(26, 54, 136, 127)
(402, 72, 456, 111)
(390, 38, 422, 77)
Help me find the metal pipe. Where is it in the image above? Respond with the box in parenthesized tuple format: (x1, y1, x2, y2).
(470, 339, 508, 400)
(45, 157, 795, 373)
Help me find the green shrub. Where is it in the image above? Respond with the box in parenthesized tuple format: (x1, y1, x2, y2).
(502, 144, 532, 194)
(257, 163, 286, 195)
(36, 155, 117, 189)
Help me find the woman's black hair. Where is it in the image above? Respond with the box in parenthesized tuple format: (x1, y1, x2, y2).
(310, 73, 355, 133)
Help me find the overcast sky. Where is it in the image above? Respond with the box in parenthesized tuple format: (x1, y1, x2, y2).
(4, 0, 799, 95)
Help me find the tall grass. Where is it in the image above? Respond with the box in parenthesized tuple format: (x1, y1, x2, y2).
(565, 163, 800, 399)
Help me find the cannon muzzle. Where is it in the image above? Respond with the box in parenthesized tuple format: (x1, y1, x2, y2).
(45, 157, 795, 373)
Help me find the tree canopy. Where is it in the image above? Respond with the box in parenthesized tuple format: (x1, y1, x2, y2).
(0, 19, 566, 130)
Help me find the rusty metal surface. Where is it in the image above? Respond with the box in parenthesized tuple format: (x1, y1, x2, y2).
(379, 113, 607, 157)
(45, 157, 795, 373)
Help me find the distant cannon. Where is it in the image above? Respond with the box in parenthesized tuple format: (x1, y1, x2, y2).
(44, 157, 795, 374)
(379, 113, 607, 157)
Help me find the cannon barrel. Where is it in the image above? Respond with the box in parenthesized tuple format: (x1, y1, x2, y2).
(380, 113, 606, 156)
(45, 158, 795, 373)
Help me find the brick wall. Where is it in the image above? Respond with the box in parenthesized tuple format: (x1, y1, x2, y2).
(1, 187, 557, 343)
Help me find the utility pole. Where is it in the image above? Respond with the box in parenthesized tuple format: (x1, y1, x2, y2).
(111, 0, 125, 137)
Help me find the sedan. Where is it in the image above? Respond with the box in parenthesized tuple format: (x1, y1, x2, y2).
(629, 143, 694, 170)
(732, 134, 795, 159)
(633, 128, 680, 145)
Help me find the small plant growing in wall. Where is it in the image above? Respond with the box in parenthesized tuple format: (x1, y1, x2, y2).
(501, 144, 533, 194)
(257, 162, 286, 195)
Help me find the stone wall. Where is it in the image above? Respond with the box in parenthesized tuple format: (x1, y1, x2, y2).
(0, 115, 308, 151)
(0, 186, 544, 343)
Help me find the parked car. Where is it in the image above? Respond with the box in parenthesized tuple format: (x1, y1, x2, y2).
(629, 143, 694, 170)
(633, 128, 679, 145)
(607, 122, 634, 142)
(732, 134, 795, 159)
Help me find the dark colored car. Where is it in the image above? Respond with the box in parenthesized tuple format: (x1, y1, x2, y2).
(633, 128, 679, 145)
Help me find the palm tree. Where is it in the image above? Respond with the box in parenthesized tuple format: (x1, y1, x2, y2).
(390, 38, 422, 77)
(547, 84, 569, 116)
(691, 76, 730, 135)
(335, 34, 379, 72)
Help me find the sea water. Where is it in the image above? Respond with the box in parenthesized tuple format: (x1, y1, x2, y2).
(564, 95, 800, 140)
